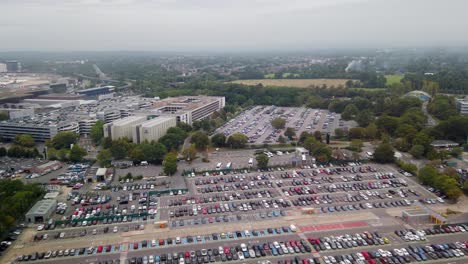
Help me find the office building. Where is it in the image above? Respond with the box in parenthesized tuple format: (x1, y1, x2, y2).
(5, 60, 20, 72)
(456, 98, 468, 115)
(78, 119, 98, 135)
(0, 63, 7, 73)
(150, 96, 225, 124)
(103, 115, 147, 140)
(0, 119, 79, 141)
(77, 86, 114, 97)
(132, 116, 176, 143)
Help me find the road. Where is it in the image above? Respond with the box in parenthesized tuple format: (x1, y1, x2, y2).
(422, 101, 438, 127)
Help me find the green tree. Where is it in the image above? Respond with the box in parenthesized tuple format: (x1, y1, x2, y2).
(163, 152, 178, 175)
(341, 104, 358, 120)
(365, 123, 378, 140)
(50, 132, 79, 149)
(0, 111, 9, 121)
(376, 115, 400, 136)
(409, 145, 425, 159)
(284, 127, 296, 140)
(14, 134, 35, 147)
(412, 132, 433, 152)
(256, 153, 269, 169)
(177, 121, 193, 132)
(96, 149, 112, 167)
(0, 147, 6, 157)
(69, 144, 87, 162)
(90, 120, 105, 144)
(299, 131, 312, 143)
(110, 138, 133, 159)
(211, 133, 226, 147)
(159, 127, 187, 150)
(373, 143, 395, 163)
(395, 124, 418, 142)
(227, 133, 248, 149)
(182, 144, 197, 162)
(129, 147, 145, 163)
(334, 128, 345, 139)
(271, 118, 286, 129)
(349, 139, 363, 152)
(348, 127, 366, 139)
(191, 131, 210, 150)
(355, 109, 375, 127)
(278, 135, 286, 144)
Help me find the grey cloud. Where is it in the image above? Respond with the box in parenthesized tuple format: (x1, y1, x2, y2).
(0, 0, 467, 51)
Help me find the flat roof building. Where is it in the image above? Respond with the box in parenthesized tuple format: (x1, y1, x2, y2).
(150, 96, 225, 125)
(103, 115, 147, 140)
(25, 199, 56, 224)
(0, 119, 79, 141)
(77, 86, 114, 97)
(456, 98, 468, 115)
(132, 116, 177, 144)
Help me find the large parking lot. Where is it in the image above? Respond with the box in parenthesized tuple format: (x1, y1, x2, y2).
(6, 159, 468, 264)
(215, 106, 356, 144)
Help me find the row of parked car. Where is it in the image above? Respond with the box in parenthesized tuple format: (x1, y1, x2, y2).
(322, 240, 468, 264)
(168, 190, 276, 207)
(394, 224, 468, 241)
(308, 231, 389, 252)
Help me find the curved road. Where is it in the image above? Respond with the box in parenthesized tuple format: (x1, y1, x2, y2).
(422, 101, 438, 127)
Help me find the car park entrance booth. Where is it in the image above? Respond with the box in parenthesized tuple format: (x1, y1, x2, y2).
(25, 199, 57, 224)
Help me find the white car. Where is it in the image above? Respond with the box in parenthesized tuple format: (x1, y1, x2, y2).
(37, 225, 44, 231)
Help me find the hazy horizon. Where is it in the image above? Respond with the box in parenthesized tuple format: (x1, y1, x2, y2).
(1, 0, 468, 52)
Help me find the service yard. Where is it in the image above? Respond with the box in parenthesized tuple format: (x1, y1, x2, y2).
(4, 159, 468, 264)
(215, 106, 356, 145)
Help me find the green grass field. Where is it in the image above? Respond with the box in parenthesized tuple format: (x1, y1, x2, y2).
(264, 73, 275, 79)
(385, 75, 403, 86)
(349, 88, 387, 92)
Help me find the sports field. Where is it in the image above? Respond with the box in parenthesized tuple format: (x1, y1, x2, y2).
(385, 74, 403, 86)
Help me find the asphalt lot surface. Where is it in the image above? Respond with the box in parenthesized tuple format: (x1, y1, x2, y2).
(3, 160, 467, 264)
(215, 106, 356, 145)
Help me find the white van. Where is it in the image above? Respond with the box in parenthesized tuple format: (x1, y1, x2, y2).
(141, 161, 148, 166)
(290, 224, 297, 232)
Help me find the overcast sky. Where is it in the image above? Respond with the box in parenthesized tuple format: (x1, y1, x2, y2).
(1, 0, 467, 51)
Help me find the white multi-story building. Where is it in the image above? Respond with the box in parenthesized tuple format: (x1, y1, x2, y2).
(150, 96, 225, 125)
(0, 120, 79, 142)
(456, 98, 468, 115)
(78, 119, 98, 135)
(103, 115, 147, 140)
(132, 116, 176, 144)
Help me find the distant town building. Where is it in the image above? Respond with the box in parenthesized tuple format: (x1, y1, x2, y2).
(50, 83, 67, 93)
(77, 86, 114, 97)
(5, 60, 20, 72)
(430, 140, 459, 149)
(0, 63, 7, 73)
(456, 98, 468, 115)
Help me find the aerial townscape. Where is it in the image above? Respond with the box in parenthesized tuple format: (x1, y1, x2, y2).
(1, 1, 468, 264)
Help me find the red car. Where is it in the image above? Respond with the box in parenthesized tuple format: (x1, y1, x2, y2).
(97, 246, 103, 253)
(133, 243, 138, 250)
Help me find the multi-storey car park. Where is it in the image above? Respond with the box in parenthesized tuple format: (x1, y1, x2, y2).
(5, 157, 467, 264)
